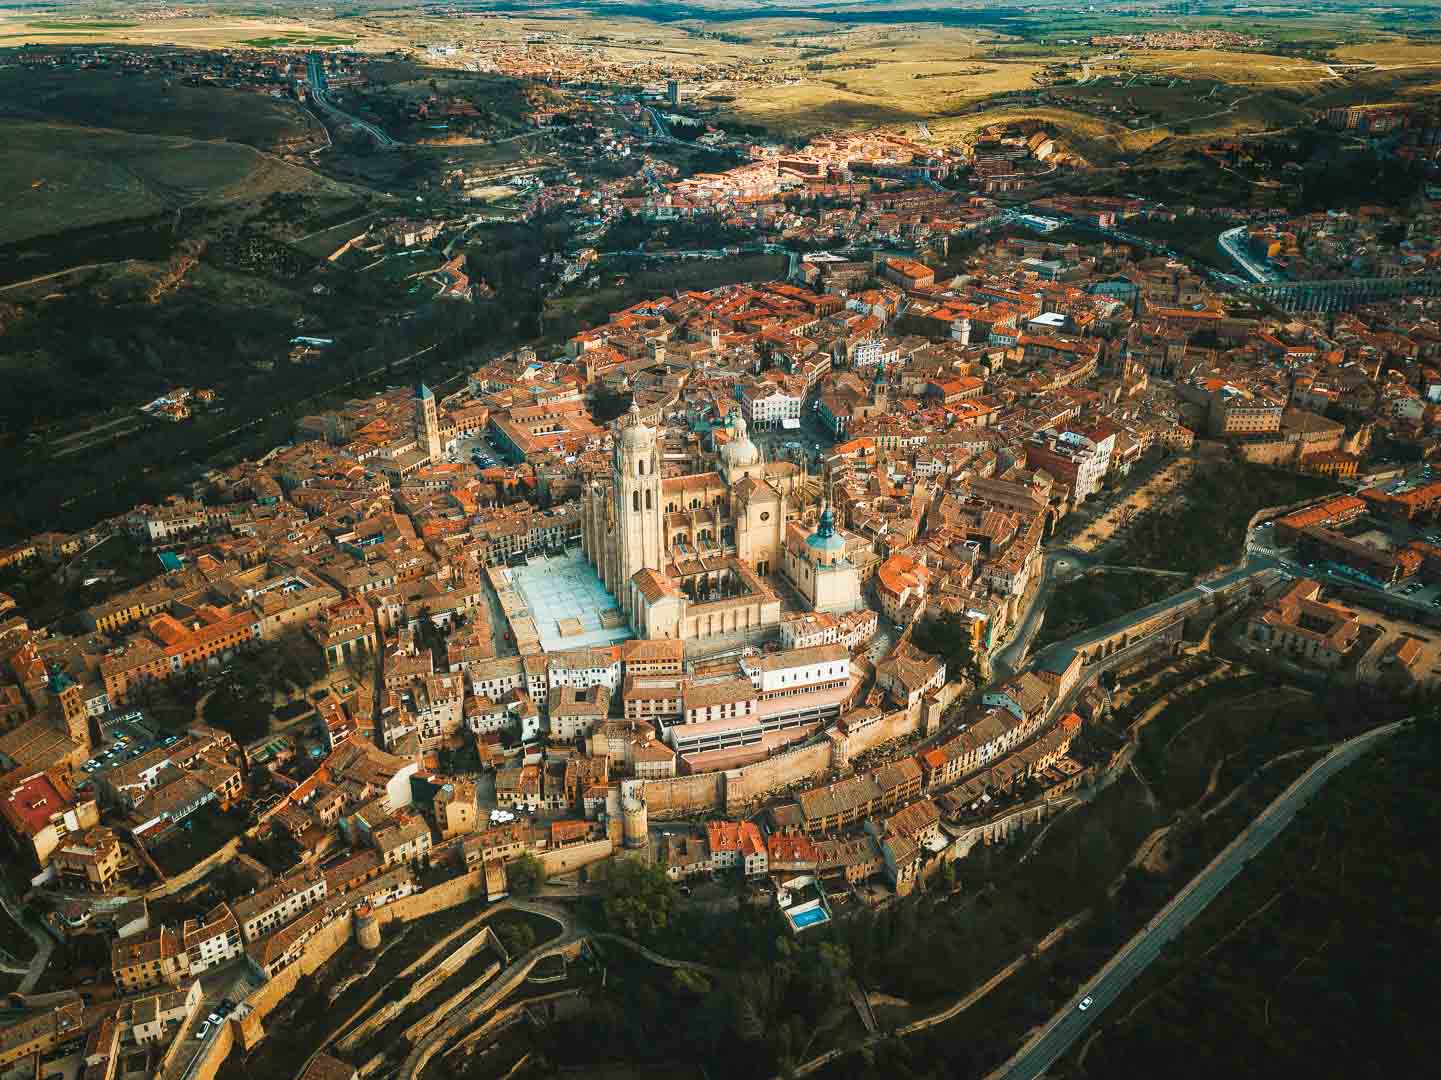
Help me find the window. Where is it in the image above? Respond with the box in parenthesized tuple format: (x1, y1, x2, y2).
(633, 491, 641, 513)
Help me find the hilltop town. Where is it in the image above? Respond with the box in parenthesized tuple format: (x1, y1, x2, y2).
(2, 5, 1441, 1080)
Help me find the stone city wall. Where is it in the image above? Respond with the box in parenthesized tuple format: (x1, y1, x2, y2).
(842, 706, 921, 758)
(537, 838, 613, 877)
(640, 772, 724, 818)
(724, 740, 834, 813)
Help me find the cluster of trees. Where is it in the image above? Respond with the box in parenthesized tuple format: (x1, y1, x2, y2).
(910, 609, 979, 685)
(589, 385, 633, 424)
(1034, 570, 1178, 650)
(1113, 459, 1337, 576)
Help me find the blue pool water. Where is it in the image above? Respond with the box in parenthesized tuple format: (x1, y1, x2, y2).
(790, 907, 828, 928)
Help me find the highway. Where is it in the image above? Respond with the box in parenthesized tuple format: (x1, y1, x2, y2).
(988, 719, 1404, 1080)
(306, 54, 397, 148)
(1218, 224, 1286, 284)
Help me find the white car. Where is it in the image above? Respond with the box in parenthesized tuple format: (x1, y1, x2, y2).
(1078, 996, 1094, 1011)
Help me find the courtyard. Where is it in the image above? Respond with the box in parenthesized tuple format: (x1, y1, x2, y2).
(507, 549, 634, 653)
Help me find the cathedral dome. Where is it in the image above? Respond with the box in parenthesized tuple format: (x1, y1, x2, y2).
(720, 413, 761, 470)
(618, 402, 655, 451)
(805, 505, 847, 555)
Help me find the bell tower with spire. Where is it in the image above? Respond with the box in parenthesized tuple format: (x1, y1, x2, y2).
(415, 380, 441, 463)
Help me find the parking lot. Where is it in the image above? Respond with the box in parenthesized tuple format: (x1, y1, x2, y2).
(82, 712, 177, 778)
(452, 430, 504, 469)
(1249, 520, 1441, 610)
(1062, 457, 1194, 554)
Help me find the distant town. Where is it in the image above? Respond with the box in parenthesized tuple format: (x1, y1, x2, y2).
(2, 18, 1440, 1080)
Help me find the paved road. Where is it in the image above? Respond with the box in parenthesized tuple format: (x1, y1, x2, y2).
(307, 55, 397, 148)
(989, 719, 1405, 1080)
(0, 884, 54, 992)
(993, 548, 1096, 677)
(1219, 225, 1285, 284)
(1026, 552, 1287, 678)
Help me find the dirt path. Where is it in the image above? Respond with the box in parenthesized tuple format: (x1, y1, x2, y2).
(0, 259, 139, 293)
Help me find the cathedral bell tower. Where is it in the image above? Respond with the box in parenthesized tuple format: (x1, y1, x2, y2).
(614, 404, 664, 614)
(415, 381, 441, 463)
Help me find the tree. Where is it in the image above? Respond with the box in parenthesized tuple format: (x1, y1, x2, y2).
(911, 610, 978, 684)
(496, 920, 536, 956)
(590, 385, 633, 424)
(507, 853, 545, 897)
(601, 858, 676, 939)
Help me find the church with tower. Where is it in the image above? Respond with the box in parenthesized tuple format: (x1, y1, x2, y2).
(581, 406, 862, 646)
(415, 381, 441, 463)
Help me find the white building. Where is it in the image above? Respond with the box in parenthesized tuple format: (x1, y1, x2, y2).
(411, 674, 464, 746)
(742, 383, 804, 429)
(547, 647, 622, 694)
(467, 656, 526, 702)
(181, 904, 243, 975)
(233, 869, 327, 942)
(740, 643, 850, 698)
(851, 339, 901, 369)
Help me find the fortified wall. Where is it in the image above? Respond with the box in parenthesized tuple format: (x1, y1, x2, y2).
(724, 741, 834, 814)
(640, 771, 724, 818)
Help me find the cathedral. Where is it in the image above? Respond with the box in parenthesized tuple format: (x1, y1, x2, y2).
(581, 406, 862, 645)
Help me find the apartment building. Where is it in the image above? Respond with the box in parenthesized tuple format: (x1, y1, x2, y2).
(622, 675, 685, 725)
(232, 867, 328, 942)
(548, 685, 611, 740)
(181, 903, 243, 975)
(112, 925, 189, 992)
(51, 826, 124, 894)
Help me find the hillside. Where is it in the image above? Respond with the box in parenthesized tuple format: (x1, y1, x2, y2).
(1051, 715, 1441, 1079)
(0, 121, 349, 248)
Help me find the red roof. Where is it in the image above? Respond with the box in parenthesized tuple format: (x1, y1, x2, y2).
(3, 772, 71, 835)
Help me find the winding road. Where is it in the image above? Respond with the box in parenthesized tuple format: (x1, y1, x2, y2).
(987, 719, 1405, 1080)
(992, 547, 1096, 678)
(306, 55, 397, 148)
(395, 901, 726, 1080)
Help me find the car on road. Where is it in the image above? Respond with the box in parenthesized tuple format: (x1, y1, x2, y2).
(196, 1021, 211, 1040)
(1078, 996, 1093, 1011)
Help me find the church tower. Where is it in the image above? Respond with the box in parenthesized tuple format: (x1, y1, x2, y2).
(415, 381, 441, 463)
(613, 404, 663, 614)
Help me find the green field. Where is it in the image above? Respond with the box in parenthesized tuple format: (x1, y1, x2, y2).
(27, 21, 137, 30)
(240, 34, 357, 47)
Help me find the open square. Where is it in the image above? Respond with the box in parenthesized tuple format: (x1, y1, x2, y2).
(508, 550, 633, 653)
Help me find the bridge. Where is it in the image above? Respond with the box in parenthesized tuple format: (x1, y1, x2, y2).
(1240, 273, 1441, 313)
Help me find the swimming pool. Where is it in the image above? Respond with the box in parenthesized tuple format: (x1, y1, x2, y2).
(790, 906, 829, 929)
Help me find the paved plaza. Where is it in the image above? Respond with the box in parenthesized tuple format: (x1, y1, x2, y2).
(509, 550, 634, 653)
